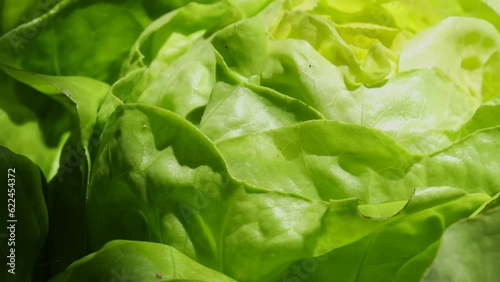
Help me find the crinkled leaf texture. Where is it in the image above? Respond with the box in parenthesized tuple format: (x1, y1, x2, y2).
(88, 104, 332, 281)
(87, 104, 495, 282)
(2, 0, 500, 281)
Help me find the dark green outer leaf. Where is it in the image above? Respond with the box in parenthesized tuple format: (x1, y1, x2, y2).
(0, 146, 49, 282)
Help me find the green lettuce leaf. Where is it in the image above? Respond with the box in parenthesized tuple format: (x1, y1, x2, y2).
(87, 104, 495, 281)
(199, 81, 323, 142)
(216, 119, 420, 203)
(0, 70, 71, 179)
(422, 206, 500, 281)
(0, 0, 150, 83)
(284, 187, 489, 282)
(87, 104, 330, 281)
(0, 146, 49, 282)
(0, 65, 109, 276)
(1, 0, 48, 35)
(1, 65, 109, 155)
(113, 37, 216, 120)
(2, 0, 500, 281)
(48, 240, 236, 282)
(399, 16, 500, 101)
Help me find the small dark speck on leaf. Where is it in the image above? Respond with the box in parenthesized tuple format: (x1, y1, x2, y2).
(224, 45, 228, 49)
(308, 64, 311, 67)
(155, 273, 163, 279)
